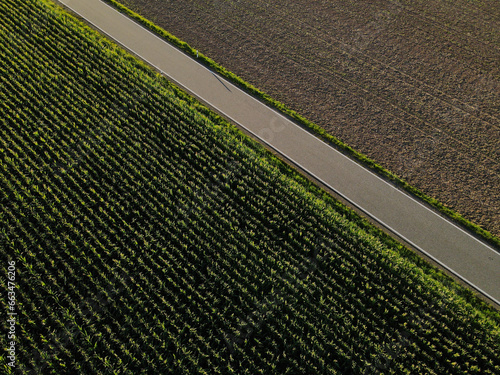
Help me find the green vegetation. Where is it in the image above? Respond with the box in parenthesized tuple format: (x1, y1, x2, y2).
(104, 0, 500, 250)
(0, 0, 499, 373)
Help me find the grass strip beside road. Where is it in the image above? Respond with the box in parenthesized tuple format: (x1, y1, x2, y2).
(102, 0, 500, 252)
(62, 0, 500, 312)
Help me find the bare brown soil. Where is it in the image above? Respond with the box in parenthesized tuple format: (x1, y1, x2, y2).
(121, 0, 500, 237)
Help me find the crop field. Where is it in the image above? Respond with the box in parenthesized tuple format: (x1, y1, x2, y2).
(120, 0, 500, 238)
(1, 0, 500, 374)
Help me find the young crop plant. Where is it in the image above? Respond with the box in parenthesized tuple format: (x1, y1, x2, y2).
(0, 0, 499, 374)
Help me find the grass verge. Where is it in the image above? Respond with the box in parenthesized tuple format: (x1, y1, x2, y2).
(101, 0, 500, 251)
(83, 3, 500, 317)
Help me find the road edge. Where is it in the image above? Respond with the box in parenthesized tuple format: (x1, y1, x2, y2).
(48, 0, 500, 313)
(103, 0, 500, 252)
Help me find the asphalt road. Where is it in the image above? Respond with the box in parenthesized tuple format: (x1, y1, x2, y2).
(59, 0, 500, 305)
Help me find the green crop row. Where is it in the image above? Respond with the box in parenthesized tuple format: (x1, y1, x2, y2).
(0, 0, 499, 373)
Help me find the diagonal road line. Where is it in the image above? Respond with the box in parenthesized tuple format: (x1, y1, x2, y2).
(57, 0, 500, 305)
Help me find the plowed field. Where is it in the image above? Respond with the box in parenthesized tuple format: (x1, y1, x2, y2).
(120, 0, 500, 237)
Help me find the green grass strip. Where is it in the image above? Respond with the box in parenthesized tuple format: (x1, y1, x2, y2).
(58, 0, 500, 316)
(100, 0, 500, 251)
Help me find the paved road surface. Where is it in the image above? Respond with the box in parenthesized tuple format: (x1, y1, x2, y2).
(58, 0, 500, 305)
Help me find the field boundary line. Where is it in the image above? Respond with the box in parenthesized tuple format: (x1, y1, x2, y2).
(54, 0, 500, 307)
(95, 0, 500, 251)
